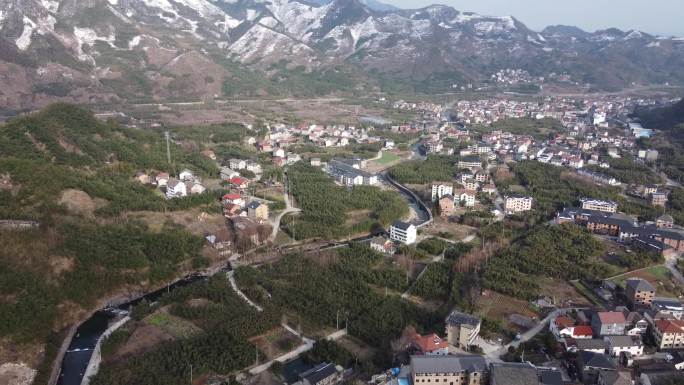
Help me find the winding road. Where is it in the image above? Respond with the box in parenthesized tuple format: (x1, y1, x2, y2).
(484, 307, 588, 362)
(268, 174, 301, 242)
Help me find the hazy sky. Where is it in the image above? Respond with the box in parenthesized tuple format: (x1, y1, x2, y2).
(383, 0, 684, 36)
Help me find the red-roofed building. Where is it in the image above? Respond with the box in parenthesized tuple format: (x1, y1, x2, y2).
(550, 315, 575, 339)
(653, 319, 684, 350)
(592, 312, 626, 336)
(229, 177, 250, 189)
(409, 333, 449, 355)
(222, 193, 244, 207)
(571, 326, 595, 339)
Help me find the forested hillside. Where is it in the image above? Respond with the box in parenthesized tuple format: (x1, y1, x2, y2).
(285, 163, 408, 239)
(0, 104, 234, 380)
(636, 98, 684, 132)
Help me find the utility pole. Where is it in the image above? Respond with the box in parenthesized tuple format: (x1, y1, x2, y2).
(190, 364, 193, 385)
(165, 131, 172, 165)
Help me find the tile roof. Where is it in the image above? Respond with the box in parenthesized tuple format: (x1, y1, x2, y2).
(411, 355, 486, 374)
(490, 363, 539, 385)
(445, 310, 480, 327)
(579, 351, 616, 370)
(300, 363, 338, 385)
(605, 335, 642, 348)
(554, 316, 574, 329)
(576, 338, 605, 351)
(625, 278, 655, 292)
(392, 220, 413, 231)
(572, 326, 594, 337)
(655, 319, 684, 334)
(597, 311, 626, 324)
(411, 333, 449, 353)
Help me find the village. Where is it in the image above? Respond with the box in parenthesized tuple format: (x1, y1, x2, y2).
(94, 89, 684, 385)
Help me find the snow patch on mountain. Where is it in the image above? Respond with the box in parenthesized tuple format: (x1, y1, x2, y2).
(16, 17, 37, 51)
(157, 11, 176, 23)
(129, 35, 142, 49)
(176, 0, 225, 17)
(625, 30, 643, 39)
(74, 27, 116, 63)
(348, 17, 377, 46)
(259, 16, 279, 28)
(216, 15, 240, 32)
(41, 0, 60, 14)
(14, 13, 56, 51)
(229, 23, 313, 63)
(142, 0, 176, 14)
(474, 17, 515, 34)
(410, 19, 432, 38)
(452, 12, 480, 23)
(266, 0, 330, 38)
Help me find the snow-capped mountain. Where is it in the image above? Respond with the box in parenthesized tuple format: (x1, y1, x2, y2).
(0, 0, 682, 111)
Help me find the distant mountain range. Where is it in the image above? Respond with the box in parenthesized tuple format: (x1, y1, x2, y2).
(1, 0, 683, 112)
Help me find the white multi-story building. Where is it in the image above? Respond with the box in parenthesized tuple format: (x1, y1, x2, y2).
(179, 169, 194, 182)
(390, 221, 417, 245)
(431, 184, 453, 202)
(604, 335, 644, 357)
(581, 198, 618, 213)
(229, 159, 247, 170)
(504, 196, 533, 214)
(455, 190, 476, 207)
(166, 179, 187, 199)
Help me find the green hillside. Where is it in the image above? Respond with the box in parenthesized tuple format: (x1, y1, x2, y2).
(0, 104, 233, 380)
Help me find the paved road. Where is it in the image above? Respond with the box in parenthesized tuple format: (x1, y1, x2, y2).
(268, 174, 301, 242)
(665, 256, 684, 285)
(484, 308, 586, 362)
(249, 328, 347, 375)
(227, 271, 263, 312)
(401, 234, 477, 299)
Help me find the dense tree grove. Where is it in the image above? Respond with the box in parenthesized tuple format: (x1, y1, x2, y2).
(234, 249, 444, 367)
(388, 155, 459, 184)
(635, 98, 684, 130)
(586, 154, 661, 185)
(100, 244, 443, 381)
(93, 276, 279, 385)
(303, 340, 354, 368)
(482, 224, 614, 299)
(0, 221, 203, 344)
(410, 262, 452, 300)
(502, 161, 661, 221)
(417, 238, 448, 255)
(0, 105, 229, 220)
(286, 163, 408, 239)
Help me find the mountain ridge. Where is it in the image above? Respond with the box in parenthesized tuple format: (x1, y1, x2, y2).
(0, 0, 683, 112)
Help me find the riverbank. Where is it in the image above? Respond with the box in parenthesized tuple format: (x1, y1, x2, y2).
(81, 316, 130, 385)
(50, 259, 231, 385)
